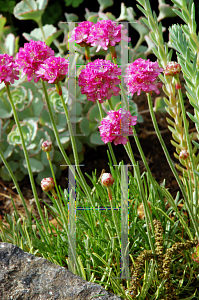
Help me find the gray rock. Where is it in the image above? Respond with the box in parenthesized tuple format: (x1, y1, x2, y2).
(0, 242, 124, 300)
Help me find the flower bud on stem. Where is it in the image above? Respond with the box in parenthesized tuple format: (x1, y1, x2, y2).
(101, 173, 114, 201)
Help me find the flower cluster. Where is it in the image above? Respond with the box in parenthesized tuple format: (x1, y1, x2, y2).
(124, 58, 163, 95)
(69, 20, 130, 51)
(35, 56, 69, 84)
(0, 54, 19, 84)
(87, 20, 131, 52)
(15, 40, 54, 83)
(78, 59, 121, 103)
(68, 21, 93, 47)
(99, 108, 137, 145)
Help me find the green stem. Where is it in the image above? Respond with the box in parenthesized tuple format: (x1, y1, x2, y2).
(133, 164, 156, 256)
(41, 81, 92, 204)
(124, 142, 155, 246)
(110, 47, 156, 189)
(0, 147, 31, 222)
(111, 52, 129, 111)
(5, 84, 48, 235)
(48, 157, 69, 232)
(133, 34, 144, 53)
(108, 98, 114, 110)
(56, 82, 93, 204)
(85, 46, 91, 62)
(132, 126, 157, 188)
(47, 154, 61, 200)
(147, 92, 199, 239)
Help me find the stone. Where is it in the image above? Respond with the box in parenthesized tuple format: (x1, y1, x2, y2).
(0, 242, 124, 300)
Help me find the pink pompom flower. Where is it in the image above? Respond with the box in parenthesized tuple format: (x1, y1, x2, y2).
(68, 21, 94, 47)
(0, 54, 19, 84)
(78, 58, 121, 103)
(15, 40, 54, 83)
(124, 58, 163, 96)
(35, 56, 69, 84)
(87, 20, 131, 52)
(99, 108, 137, 145)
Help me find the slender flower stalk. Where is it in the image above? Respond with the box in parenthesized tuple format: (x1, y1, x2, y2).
(110, 54, 158, 193)
(41, 143, 69, 234)
(5, 84, 49, 235)
(41, 141, 62, 201)
(111, 52, 129, 110)
(101, 172, 120, 245)
(41, 80, 93, 204)
(0, 147, 31, 222)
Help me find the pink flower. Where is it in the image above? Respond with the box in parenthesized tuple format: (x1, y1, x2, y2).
(0, 54, 19, 84)
(124, 58, 163, 96)
(68, 21, 94, 47)
(15, 40, 54, 83)
(99, 108, 137, 145)
(78, 59, 121, 103)
(87, 20, 131, 52)
(35, 56, 69, 84)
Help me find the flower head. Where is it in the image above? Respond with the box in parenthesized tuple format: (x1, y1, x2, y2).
(41, 140, 52, 152)
(68, 21, 94, 47)
(164, 62, 181, 76)
(15, 40, 54, 83)
(41, 177, 55, 192)
(35, 56, 69, 84)
(0, 54, 19, 84)
(87, 20, 130, 52)
(99, 108, 137, 145)
(78, 59, 121, 103)
(101, 173, 114, 187)
(124, 58, 163, 96)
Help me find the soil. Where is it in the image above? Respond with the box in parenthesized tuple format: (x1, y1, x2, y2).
(0, 74, 196, 222)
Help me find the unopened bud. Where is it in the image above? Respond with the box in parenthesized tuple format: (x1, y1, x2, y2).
(41, 177, 55, 192)
(41, 140, 52, 152)
(164, 62, 181, 76)
(179, 150, 189, 159)
(101, 173, 114, 187)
